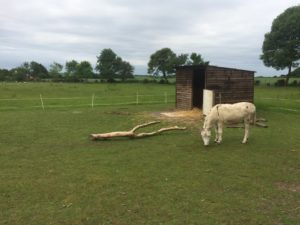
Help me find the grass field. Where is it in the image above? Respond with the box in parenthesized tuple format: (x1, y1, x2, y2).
(0, 83, 300, 225)
(0, 82, 175, 110)
(255, 77, 300, 86)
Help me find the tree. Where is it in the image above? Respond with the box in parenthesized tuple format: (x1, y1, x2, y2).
(96, 48, 134, 82)
(148, 49, 209, 80)
(65, 60, 95, 80)
(1, 61, 48, 81)
(10, 67, 28, 82)
(65, 60, 79, 77)
(260, 5, 300, 85)
(175, 53, 189, 66)
(49, 62, 63, 79)
(189, 52, 207, 65)
(148, 48, 177, 79)
(96, 49, 119, 81)
(291, 67, 300, 77)
(76, 61, 94, 79)
(13, 61, 48, 80)
(0, 69, 10, 81)
(9, 62, 31, 81)
(29, 61, 49, 79)
(118, 60, 134, 81)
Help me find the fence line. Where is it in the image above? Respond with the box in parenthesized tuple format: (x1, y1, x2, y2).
(270, 107, 299, 112)
(0, 94, 175, 101)
(0, 93, 176, 111)
(39, 94, 45, 111)
(259, 97, 300, 102)
(0, 97, 88, 101)
(91, 94, 95, 108)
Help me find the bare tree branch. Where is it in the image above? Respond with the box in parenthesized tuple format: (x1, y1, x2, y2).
(90, 121, 186, 140)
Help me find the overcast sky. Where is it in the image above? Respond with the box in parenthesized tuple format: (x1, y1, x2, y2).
(0, 0, 299, 76)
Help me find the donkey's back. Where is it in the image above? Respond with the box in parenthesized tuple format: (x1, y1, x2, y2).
(214, 102, 256, 123)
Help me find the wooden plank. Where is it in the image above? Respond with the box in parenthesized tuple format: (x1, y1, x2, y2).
(256, 122, 268, 128)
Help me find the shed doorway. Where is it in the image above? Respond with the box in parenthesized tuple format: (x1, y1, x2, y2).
(192, 68, 206, 108)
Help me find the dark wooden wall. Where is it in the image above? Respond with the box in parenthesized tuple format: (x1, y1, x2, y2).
(205, 66, 254, 104)
(175, 65, 254, 110)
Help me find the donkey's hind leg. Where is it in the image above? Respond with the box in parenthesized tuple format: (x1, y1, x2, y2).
(242, 120, 250, 144)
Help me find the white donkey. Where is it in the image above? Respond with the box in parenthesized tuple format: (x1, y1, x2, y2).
(201, 102, 256, 146)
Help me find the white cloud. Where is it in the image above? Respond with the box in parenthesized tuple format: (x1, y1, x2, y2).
(0, 0, 299, 75)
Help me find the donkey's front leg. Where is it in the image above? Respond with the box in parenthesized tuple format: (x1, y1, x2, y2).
(216, 122, 223, 144)
(242, 122, 250, 144)
(214, 125, 219, 143)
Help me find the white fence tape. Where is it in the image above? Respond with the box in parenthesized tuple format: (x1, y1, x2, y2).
(0, 93, 175, 110)
(260, 97, 300, 102)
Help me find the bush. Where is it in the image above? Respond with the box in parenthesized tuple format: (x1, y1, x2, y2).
(107, 78, 116, 83)
(143, 79, 149, 83)
(291, 67, 300, 77)
(159, 79, 169, 84)
(255, 80, 260, 86)
(274, 79, 286, 87)
(290, 80, 298, 87)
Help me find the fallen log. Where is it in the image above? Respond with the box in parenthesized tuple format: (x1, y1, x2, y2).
(226, 124, 244, 128)
(90, 121, 186, 140)
(226, 117, 269, 128)
(255, 122, 268, 128)
(256, 117, 267, 122)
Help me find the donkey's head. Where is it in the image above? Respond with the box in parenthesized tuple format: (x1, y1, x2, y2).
(201, 128, 211, 146)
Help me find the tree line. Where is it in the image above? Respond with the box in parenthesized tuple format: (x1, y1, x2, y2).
(0, 60, 96, 82)
(0, 48, 207, 82)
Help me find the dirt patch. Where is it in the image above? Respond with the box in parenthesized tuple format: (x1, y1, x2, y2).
(105, 111, 131, 116)
(275, 182, 300, 193)
(153, 108, 203, 124)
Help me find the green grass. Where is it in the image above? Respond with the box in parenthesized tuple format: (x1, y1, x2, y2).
(0, 82, 175, 110)
(255, 77, 300, 86)
(255, 86, 300, 114)
(0, 83, 300, 224)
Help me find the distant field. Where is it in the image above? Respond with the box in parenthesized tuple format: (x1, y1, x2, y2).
(0, 82, 299, 225)
(255, 77, 300, 86)
(0, 82, 175, 111)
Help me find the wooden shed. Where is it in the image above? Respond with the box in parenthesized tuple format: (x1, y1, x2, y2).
(175, 65, 255, 113)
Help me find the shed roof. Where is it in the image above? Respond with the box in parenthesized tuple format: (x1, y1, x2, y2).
(176, 65, 256, 73)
